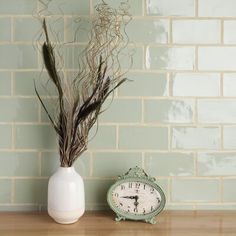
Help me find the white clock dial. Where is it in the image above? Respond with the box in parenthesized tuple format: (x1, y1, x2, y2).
(111, 181, 162, 215)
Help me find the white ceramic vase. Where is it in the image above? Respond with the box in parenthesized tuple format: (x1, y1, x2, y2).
(48, 166, 85, 224)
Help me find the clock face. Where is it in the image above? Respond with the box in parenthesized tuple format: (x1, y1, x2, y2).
(110, 181, 162, 216)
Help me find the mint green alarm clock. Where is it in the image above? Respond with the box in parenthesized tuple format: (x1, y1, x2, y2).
(107, 166, 166, 224)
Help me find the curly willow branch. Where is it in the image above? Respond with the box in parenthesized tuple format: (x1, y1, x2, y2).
(35, 0, 133, 167)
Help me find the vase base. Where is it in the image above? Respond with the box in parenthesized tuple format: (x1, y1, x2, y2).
(48, 208, 85, 225)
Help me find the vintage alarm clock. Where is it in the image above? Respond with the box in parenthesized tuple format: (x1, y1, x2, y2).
(107, 166, 166, 224)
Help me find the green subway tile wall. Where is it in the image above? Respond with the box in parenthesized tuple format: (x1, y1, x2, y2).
(0, 0, 236, 211)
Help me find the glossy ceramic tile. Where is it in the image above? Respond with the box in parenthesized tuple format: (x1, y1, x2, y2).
(172, 127, 220, 149)
(223, 74, 236, 97)
(172, 179, 220, 202)
(0, 179, 11, 203)
(146, 0, 195, 16)
(40, 98, 57, 123)
(172, 20, 220, 44)
(198, 47, 236, 71)
(92, 0, 143, 16)
(171, 73, 220, 97)
(0, 45, 37, 69)
(100, 99, 142, 123)
(0, 125, 12, 149)
(15, 125, 57, 150)
(197, 152, 236, 176)
(0, 98, 38, 122)
(0, 205, 39, 212)
(14, 72, 56, 96)
(0, 72, 11, 95)
(14, 179, 47, 204)
(88, 126, 116, 149)
(41, 152, 90, 177)
(0, 0, 37, 14)
(199, 0, 236, 17)
(224, 21, 236, 44)
(39, 0, 89, 15)
(223, 126, 236, 149)
(223, 179, 236, 202)
(144, 99, 194, 123)
(145, 152, 194, 176)
(93, 152, 142, 177)
(84, 179, 114, 208)
(198, 100, 236, 123)
(119, 126, 168, 150)
(126, 19, 169, 44)
(118, 72, 168, 97)
(0, 152, 38, 176)
(65, 17, 91, 43)
(14, 17, 41, 42)
(0, 18, 11, 41)
(146, 46, 195, 70)
(14, 17, 64, 42)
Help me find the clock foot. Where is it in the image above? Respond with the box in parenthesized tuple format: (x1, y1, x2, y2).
(115, 214, 126, 222)
(145, 217, 156, 224)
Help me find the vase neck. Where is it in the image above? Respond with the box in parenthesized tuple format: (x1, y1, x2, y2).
(58, 166, 75, 173)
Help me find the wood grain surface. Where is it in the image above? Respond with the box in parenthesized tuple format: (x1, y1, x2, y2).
(0, 211, 235, 236)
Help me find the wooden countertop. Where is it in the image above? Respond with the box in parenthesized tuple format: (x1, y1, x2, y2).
(0, 211, 236, 236)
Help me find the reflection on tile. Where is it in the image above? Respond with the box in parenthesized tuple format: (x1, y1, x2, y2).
(171, 73, 220, 97)
(198, 47, 236, 71)
(0, 72, 11, 95)
(126, 19, 169, 43)
(145, 152, 194, 176)
(223, 74, 236, 97)
(144, 99, 194, 123)
(199, 0, 236, 17)
(119, 126, 168, 150)
(0, 98, 38, 122)
(198, 100, 236, 123)
(172, 179, 219, 202)
(146, 46, 195, 70)
(173, 20, 220, 44)
(93, 152, 142, 177)
(0, 152, 38, 176)
(223, 179, 236, 202)
(224, 126, 236, 149)
(198, 152, 236, 176)
(146, 0, 195, 16)
(118, 72, 168, 97)
(41, 152, 90, 177)
(172, 127, 220, 149)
